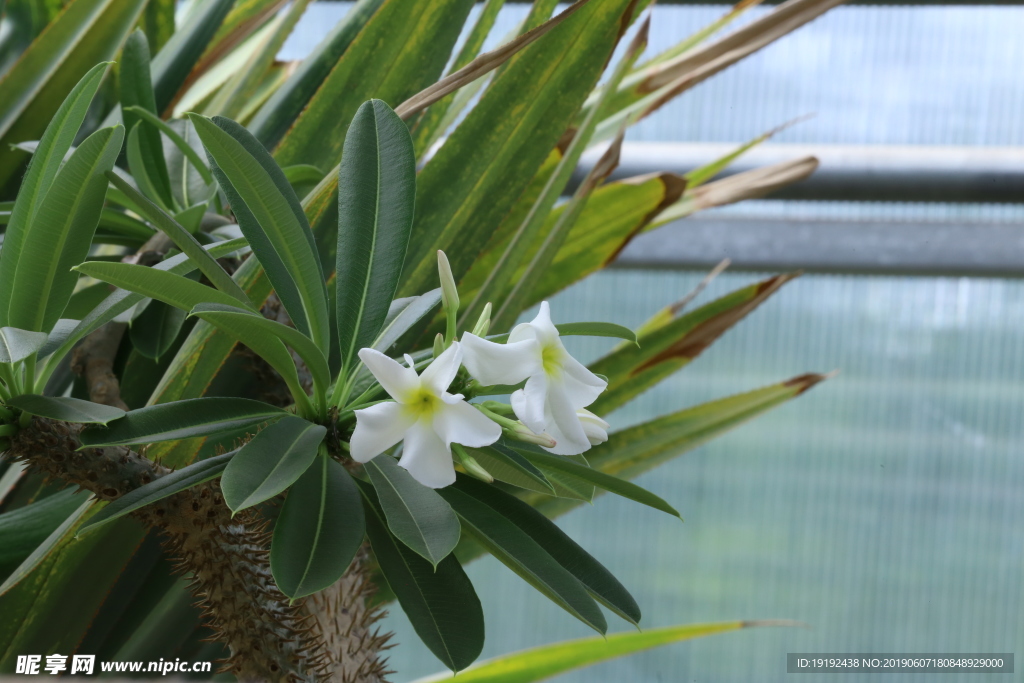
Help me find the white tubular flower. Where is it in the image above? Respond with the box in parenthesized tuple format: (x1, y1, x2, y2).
(351, 343, 501, 488)
(577, 408, 609, 446)
(462, 301, 607, 456)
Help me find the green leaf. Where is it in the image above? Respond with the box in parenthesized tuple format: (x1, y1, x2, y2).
(129, 299, 188, 361)
(123, 107, 214, 185)
(364, 454, 460, 567)
(79, 397, 288, 447)
(271, 453, 364, 599)
(248, 0, 385, 148)
(371, 289, 441, 354)
(126, 124, 171, 210)
(7, 395, 125, 424)
(361, 480, 484, 672)
(398, 0, 635, 299)
(0, 497, 94, 596)
(0, 327, 47, 363)
(189, 114, 330, 350)
(121, 29, 173, 209)
(336, 99, 416, 375)
(282, 164, 324, 188)
(72, 261, 253, 314)
(589, 274, 797, 415)
(37, 319, 80, 359)
(438, 481, 606, 634)
(410, 621, 781, 683)
(520, 450, 680, 518)
(467, 443, 554, 495)
(105, 172, 250, 304)
(0, 62, 109, 322)
(5, 125, 125, 333)
(453, 475, 640, 625)
(221, 416, 326, 514)
(0, 489, 86, 577)
(76, 452, 235, 537)
(189, 302, 331, 398)
(150, 0, 236, 113)
(0, 0, 145, 190)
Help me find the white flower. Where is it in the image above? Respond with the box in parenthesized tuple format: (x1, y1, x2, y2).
(577, 409, 609, 446)
(351, 343, 501, 488)
(461, 302, 607, 456)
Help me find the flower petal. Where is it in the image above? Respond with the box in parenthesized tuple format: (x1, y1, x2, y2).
(461, 333, 540, 386)
(351, 401, 415, 463)
(420, 341, 463, 394)
(577, 408, 609, 446)
(560, 352, 607, 409)
(434, 397, 501, 448)
(359, 348, 420, 402)
(526, 301, 560, 347)
(398, 420, 457, 488)
(511, 374, 548, 435)
(541, 380, 591, 456)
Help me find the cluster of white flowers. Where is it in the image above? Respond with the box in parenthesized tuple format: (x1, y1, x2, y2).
(350, 302, 609, 488)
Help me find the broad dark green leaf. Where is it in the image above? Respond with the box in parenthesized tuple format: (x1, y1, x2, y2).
(398, 0, 635, 298)
(8, 395, 125, 424)
(336, 99, 416, 374)
(190, 114, 330, 350)
(453, 475, 640, 625)
(249, 0, 385, 148)
(129, 299, 188, 361)
(438, 483, 606, 634)
(124, 107, 214, 185)
(79, 397, 288, 447)
(271, 453, 364, 599)
(150, 0, 236, 113)
(0, 327, 47, 363)
(190, 302, 331, 396)
(0, 0, 145, 190)
(6, 125, 124, 333)
(361, 481, 484, 672)
(0, 62, 108, 320)
(272, 0, 474, 171)
(73, 261, 252, 314)
(0, 489, 86, 577)
(76, 452, 235, 537)
(121, 30, 173, 208)
(221, 416, 326, 513)
(364, 454, 460, 567)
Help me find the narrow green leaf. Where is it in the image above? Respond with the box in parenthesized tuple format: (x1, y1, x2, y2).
(468, 443, 554, 495)
(79, 397, 288, 447)
(248, 0, 385, 148)
(37, 320, 80, 359)
(271, 453, 364, 599)
(190, 302, 331, 397)
(189, 114, 330, 350)
(521, 451, 679, 518)
(221, 416, 326, 513)
(282, 164, 324, 187)
(372, 289, 441, 354)
(121, 30, 173, 208)
(410, 621, 781, 683)
(0, 497, 94, 597)
(0, 0, 145, 190)
(364, 454, 460, 567)
(336, 99, 416, 374)
(0, 489, 86, 577)
(7, 395, 125, 424)
(150, 0, 236, 113)
(438, 483, 606, 634)
(361, 480, 484, 672)
(129, 299, 188, 361)
(124, 106, 214, 185)
(126, 124, 169, 210)
(0, 327, 47, 363)
(73, 261, 252, 314)
(76, 452, 235, 537)
(6, 125, 125, 333)
(453, 476, 640, 625)
(0, 62, 110, 324)
(105, 172, 250, 304)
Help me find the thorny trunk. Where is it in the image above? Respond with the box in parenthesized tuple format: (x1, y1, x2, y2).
(8, 417, 392, 682)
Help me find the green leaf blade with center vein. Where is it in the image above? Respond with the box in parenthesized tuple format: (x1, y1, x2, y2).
(336, 99, 416, 376)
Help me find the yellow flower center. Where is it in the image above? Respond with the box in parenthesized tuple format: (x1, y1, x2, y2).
(541, 343, 563, 377)
(404, 386, 441, 418)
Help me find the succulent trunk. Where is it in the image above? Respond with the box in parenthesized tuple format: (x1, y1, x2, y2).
(9, 417, 392, 682)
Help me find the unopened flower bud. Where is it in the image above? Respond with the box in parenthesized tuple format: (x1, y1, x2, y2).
(437, 250, 459, 314)
(453, 445, 494, 483)
(432, 333, 445, 358)
(471, 302, 492, 337)
(506, 422, 557, 449)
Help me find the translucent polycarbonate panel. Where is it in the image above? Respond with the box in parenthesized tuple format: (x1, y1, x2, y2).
(381, 269, 1024, 682)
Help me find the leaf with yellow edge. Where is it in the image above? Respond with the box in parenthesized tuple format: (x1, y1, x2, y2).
(409, 620, 797, 683)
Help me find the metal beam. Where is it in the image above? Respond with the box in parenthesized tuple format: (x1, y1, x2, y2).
(573, 142, 1024, 204)
(615, 215, 1024, 277)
